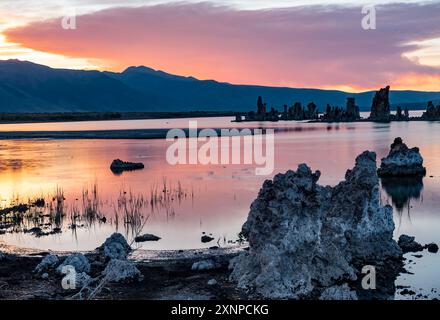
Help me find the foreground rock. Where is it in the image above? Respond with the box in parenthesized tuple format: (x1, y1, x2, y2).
(56, 253, 91, 274)
(34, 254, 59, 274)
(98, 233, 132, 260)
(319, 284, 358, 300)
(398, 235, 424, 253)
(110, 159, 144, 173)
(230, 151, 402, 299)
(191, 259, 220, 271)
(201, 235, 214, 243)
(378, 138, 426, 177)
(397, 234, 438, 256)
(135, 233, 161, 242)
(425, 243, 439, 253)
(102, 259, 142, 283)
(75, 272, 92, 288)
(397, 235, 438, 254)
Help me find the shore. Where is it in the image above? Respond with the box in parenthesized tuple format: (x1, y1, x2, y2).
(0, 111, 236, 125)
(1, 242, 438, 300)
(0, 129, 172, 140)
(0, 244, 245, 300)
(0, 128, 275, 139)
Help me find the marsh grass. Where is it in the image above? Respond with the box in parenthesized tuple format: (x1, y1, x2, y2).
(0, 177, 191, 239)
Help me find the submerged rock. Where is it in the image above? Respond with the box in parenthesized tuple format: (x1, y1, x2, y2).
(25, 227, 43, 236)
(56, 253, 91, 274)
(378, 138, 426, 177)
(102, 259, 142, 283)
(425, 243, 439, 254)
(135, 233, 161, 242)
(34, 254, 59, 274)
(201, 235, 214, 243)
(230, 151, 402, 299)
(110, 159, 144, 173)
(397, 235, 424, 254)
(400, 288, 416, 296)
(0, 251, 5, 261)
(98, 233, 132, 260)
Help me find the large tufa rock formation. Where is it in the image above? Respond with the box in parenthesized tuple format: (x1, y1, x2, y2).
(230, 151, 402, 299)
(345, 97, 360, 120)
(378, 138, 426, 177)
(369, 86, 391, 121)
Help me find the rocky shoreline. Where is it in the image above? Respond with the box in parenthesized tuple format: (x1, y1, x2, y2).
(0, 243, 245, 300)
(0, 237, 437, 300)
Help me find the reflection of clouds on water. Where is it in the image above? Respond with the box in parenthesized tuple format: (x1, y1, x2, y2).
(0, 159, 24, 170)
(380, 176, 424, 215)
(0, 158, 44, 171)
(0, 141, 50, 172)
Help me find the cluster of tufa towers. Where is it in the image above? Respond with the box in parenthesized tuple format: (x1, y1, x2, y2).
(237, 85, 436, 123)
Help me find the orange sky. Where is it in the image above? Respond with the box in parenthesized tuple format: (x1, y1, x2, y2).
(1, 1, 440, 92)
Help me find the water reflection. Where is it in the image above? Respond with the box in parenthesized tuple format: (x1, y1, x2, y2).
(0, 180, 197, 248)
(381, 176, 424, 214)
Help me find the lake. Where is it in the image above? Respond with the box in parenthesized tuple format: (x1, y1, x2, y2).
(0, 114, 439, 298)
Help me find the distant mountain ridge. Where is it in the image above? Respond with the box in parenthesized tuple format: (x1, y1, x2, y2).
(0, 59, 439, 113)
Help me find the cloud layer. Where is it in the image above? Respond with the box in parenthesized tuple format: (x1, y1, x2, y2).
(5, 2, 440, 90)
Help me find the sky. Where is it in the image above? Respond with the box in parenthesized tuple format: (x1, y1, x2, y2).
(1, 0, 440, 91)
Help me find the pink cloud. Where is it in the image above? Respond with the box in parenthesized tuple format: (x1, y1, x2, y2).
(5, 2, 440, 90)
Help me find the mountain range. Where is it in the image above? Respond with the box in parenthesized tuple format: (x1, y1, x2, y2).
(1, 59, 439, 113)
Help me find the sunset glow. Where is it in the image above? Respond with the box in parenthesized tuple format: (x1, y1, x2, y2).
(1, 0, 440, 91)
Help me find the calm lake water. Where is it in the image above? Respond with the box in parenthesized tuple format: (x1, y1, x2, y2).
(0, 114, 439, 298)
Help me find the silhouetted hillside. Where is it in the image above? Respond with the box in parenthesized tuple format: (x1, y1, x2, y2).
(1, 60, 440, 113)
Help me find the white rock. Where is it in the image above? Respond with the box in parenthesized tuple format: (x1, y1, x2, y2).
(378, 138, 426, 176)
(75, 272, 92, 288)
(207, 279, 217, 286)
(56, 253, 91, 274)
(191, 259, 218, 271)
(319, 284, 358, 300)
(98, 233, 131, 260)
(34, 254, 59, 274)
(102, 259, 142, 283)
